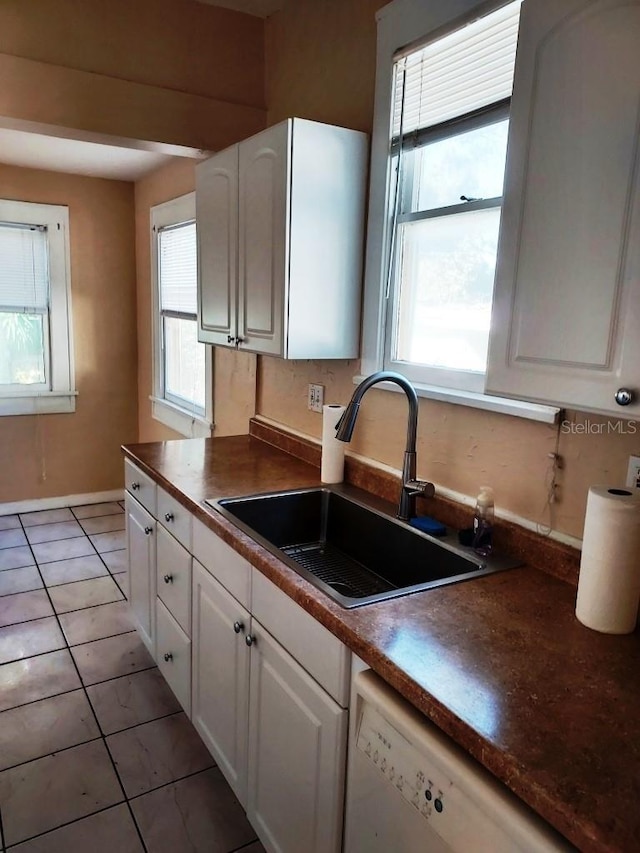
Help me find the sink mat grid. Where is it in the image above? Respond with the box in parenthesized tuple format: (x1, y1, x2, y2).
(281, 541, 395, 599)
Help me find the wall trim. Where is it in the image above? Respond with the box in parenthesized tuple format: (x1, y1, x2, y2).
(0, 489, 124, 517)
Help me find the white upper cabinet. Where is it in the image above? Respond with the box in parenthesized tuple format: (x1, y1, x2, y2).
(197, 144, 238, 347)
(487, 0, 640, 417)
(197, 118, 368, 359)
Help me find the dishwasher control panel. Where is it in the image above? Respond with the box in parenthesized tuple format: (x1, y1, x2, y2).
(356, 701, 451, 826)
(350, 671, 573, 853)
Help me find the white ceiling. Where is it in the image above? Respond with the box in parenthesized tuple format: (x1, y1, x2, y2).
(0, 123, 207, 182)
(195, 0, 283, 17)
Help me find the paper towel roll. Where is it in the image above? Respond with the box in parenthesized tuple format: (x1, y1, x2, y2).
(321, 404, 346, 484)
(575, 486, 640, 634)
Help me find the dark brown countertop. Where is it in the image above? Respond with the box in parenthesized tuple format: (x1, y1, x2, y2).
(123, 435, 640, 853)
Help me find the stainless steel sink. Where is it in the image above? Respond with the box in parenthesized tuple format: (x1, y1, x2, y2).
(209, 487, 521, 608)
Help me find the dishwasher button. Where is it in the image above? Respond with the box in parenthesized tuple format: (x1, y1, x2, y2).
(389, 767, 395, 781)
(425, 789, 432, 801)
(381, 758, 387, 772)
(373, 750, 379, 764)
(434, 798, 444, 813)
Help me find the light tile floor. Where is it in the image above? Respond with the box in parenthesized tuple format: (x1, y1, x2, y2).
(0, 502, 264, 853)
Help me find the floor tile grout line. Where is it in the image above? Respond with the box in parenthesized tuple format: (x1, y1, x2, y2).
(13, 508, 150, 853)
(0, 731, 104, 775)
(231, 838, 261, 852)
(124, 761, 219, 804)
(2, 801, 130, 850)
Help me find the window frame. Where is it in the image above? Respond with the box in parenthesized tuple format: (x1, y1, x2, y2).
(360, 0, 559, 423)
(0, 199, 76, 416)
(150, 192, 213, 438)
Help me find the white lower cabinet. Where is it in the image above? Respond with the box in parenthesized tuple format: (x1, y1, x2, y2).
(191, 559, 251, 805)
(191, 555, 349, 853)
(125, 493, 156, 658)
(247, 622, 348, 853)
(156, 598, 191, 714)
(125, 461, 350, 853)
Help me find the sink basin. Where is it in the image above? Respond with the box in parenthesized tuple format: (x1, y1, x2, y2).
(209, 487, 521, 608)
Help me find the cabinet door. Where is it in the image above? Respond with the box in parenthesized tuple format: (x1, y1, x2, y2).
(191, 560, 250, 805)
(156, 599, 191, 715)
(487, 0, 640, 417)
(196, 145, 239, 347)
(125, 494, 156, 658)
(238, 121, 289, 356)
(247, 622, 347, 853)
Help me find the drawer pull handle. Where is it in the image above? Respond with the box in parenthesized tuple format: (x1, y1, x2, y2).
(144, 526, 153, 536)
(164, 512, 174, 522)
(164, 652, 173, 662)
(163, 574, 173, 584)
(233, 621, 244, 634)
(245, 634, 255, 647)
(131, 482, 140, 491)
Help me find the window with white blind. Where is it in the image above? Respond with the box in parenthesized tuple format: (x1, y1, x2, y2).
(151, 193, 212, 438)
(359, 0, 548, 417)
(0, 200, 75, 415)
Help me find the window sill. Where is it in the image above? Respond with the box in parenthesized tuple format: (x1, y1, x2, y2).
(352, 375, 560, 424)
(0, 391, 77, 416)
(150, 396, 212, 438)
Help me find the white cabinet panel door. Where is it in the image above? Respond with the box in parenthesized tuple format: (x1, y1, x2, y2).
(488, 0, 640, 417)
(247, 623, 347, 853)
(238, 122, 289, 356)
(191, 560, 250, 805)
(126, 494, 156, 658)
(156, 599, 191, 715)
(197, 144, 239, 347)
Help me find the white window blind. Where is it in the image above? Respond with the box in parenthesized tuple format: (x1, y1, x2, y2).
(0, 223, 49, 311)
(158, 221, 197, 316)
(392, 1, 522, 139)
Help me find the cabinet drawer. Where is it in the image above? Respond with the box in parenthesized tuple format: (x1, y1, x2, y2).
(125, 459, 157, 517)
(157, 487, 192, 551)
(156, 599, 191, 715)
(252, 569, 350, 707)
(192, 518, 251, 609)
(157, 526, 191, 636)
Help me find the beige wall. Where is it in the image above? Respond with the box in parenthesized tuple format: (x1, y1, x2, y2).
(0, 0, 266, 150)
(0, 163, 137, 502)
(134, 160, 257, 443)
(258, 0, 640, 541)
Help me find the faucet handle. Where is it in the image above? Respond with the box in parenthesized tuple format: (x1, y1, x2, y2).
(404, 479, 435, 498)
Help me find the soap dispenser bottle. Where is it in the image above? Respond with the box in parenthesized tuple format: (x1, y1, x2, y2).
(473, 486, 494, 556)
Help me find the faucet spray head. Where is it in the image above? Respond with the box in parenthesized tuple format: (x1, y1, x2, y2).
(335, 401, 360, 442)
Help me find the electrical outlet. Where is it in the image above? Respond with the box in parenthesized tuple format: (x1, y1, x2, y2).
(308, 384, 324, 413)
(626, 455, 640, 489)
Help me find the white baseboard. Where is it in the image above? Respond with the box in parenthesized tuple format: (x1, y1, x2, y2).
(0, 489, 125, 518)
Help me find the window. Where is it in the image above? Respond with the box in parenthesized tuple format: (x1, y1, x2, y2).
(0, 200, 75, 415)
(358, 0, 561, 421)
(151, 193, 212, 438)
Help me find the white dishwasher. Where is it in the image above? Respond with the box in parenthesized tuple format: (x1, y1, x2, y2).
(344, 670, 574, 853)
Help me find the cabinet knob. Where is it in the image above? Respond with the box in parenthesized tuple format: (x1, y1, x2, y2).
(615, 388, 634, 406)
(164, 512, 174, 523)
(131, 482, 140, 491)
(163, 574, 173, 584)
(163, 652, 173, 662)
(235, 336, 245, 344)
(227, 334, 235, 344)
(245, 634, 255, 647)
(233, 621, 244, 634)
(144, 526, 153, 535)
